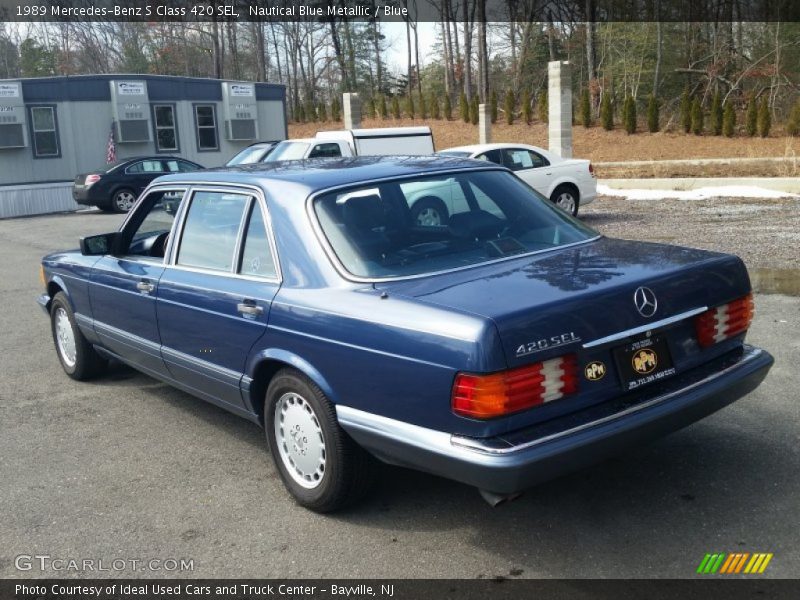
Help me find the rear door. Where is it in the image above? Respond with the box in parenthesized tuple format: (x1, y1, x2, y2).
(89, 188, 186, 377)
(156, 186, 280, 411)
(500, 148, 551, 193)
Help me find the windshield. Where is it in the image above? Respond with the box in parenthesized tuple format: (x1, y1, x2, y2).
(226, 144, 272, 166)
(313, 169, 598, 280)
(264, 141, 310, 162)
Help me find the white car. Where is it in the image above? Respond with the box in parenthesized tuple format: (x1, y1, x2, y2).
(438, 143, 597, 216)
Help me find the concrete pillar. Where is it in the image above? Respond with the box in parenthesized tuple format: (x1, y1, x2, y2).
(478, 103, 491, 144)
(548, 61, 573, 158)
(343, 93, 361, 129)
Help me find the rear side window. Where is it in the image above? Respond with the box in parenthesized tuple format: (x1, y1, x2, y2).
(239, 205, 277, 279)
(309, 143, 342, 158)
(127, 160, 164, 174)
(177, 191, 250, 272)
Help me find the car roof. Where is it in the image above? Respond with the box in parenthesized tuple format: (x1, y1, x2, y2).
(441, 143, 548, 154)
(152, 155, 502, 194)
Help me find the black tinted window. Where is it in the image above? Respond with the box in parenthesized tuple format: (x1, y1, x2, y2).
(239, 205, 277, 278)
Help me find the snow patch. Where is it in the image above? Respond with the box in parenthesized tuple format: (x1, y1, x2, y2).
(598, 184, 798, 200)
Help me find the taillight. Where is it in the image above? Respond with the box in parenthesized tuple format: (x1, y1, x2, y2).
(84, 174, 101, 187)
(694, 293, 754, 348)
(452, 354, 578, 419)
(588, 163, 596, 177)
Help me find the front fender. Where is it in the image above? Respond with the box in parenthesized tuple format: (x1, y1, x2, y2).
(47, 273, 74, 309)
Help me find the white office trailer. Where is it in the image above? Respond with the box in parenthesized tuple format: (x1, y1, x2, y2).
(0, 75, 286, 218)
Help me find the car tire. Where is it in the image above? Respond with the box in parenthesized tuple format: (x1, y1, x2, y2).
(265, 368, 375, 512)
(50, 292, 107, 380)
(111, 188, 137, 213)
(550, 185, 580, 217)
(410, 196, 449, 227)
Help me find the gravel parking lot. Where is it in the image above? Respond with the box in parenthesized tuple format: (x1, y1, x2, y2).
(1, 204, 798, 579)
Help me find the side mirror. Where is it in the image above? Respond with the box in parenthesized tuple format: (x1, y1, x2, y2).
(80, 232, 119, 256)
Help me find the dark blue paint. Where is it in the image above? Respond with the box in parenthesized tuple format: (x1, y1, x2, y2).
(39, 157, 773, 492)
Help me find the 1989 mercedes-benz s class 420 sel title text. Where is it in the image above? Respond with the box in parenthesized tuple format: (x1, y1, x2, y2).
(38, 157, 773, 511)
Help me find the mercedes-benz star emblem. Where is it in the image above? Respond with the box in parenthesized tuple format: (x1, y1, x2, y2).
(634, 286, 658, 318)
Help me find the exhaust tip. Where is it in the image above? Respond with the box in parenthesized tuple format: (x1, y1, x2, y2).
(479, 488, 522, 507)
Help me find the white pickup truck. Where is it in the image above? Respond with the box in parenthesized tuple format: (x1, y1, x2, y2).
(264, 127, 435, 161)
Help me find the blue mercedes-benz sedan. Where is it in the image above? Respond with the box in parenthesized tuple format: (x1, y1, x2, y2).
(38, 157, 773, 511)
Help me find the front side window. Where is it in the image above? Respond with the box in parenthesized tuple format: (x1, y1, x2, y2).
(314, 169, 597, 280)
(194, 105, 218, 151)
(177, 191, 250, 272)
(122, 189, 185, 259)
(153, 104, 178, 152)
(29, 106, 59, 158)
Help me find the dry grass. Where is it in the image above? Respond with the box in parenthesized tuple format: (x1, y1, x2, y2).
(290, 117, 800, 168)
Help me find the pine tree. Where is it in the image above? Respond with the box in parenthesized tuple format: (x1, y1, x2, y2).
(391, 96, 401, 119)
(318, 102, 328, 122)
(746, 97, 757, 136)
(378, 95, 387, 120)
(470, 95, 479, 125)
(460, 92, 469, 123)
(710, 91, 723, 135)
(505, 89, 515, 125)
(647, 95, 660, 133)
(522, 90, 532, 125)
(758, 97, 771, 137)
(722, 102, 736, 137)
(680, 87, 691, 133)
(623, 96, 636, 134)
(430, 92, 441, 119)
(490, 89, 498, 123)
(331, 97, 341, 121)
(581, 89, 592, 127)
(419, 93, 427, 119)
(600, 94, 613, 130)
(405, 94, 415, 118)
(443, 94, 452, 120)
(787, 100, 800, 136)
(690, 97, 703, 135)
(537, 90, 548, 123)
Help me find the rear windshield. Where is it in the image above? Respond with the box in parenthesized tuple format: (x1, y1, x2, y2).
(313, 169, 598, 280)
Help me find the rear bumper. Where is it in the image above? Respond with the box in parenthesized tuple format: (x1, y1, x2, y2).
(337, 344, 772, 494)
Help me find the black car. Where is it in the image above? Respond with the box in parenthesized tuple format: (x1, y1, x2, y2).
(72, 156, 203, 212)
(224, 141, 280, 166)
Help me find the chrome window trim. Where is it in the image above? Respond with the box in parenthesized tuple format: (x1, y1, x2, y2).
(303, 166, 601, 284)
(581, 307, 709, 349)
(155, 182, 282, 284)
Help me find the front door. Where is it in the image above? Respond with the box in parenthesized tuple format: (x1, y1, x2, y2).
(156, 188, 280, 411)
(89, 188, 185, 378)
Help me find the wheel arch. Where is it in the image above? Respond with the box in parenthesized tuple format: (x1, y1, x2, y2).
(47, 275, 72, 309)
(245, 349, 339, 425)
(549, 179, 580, 200)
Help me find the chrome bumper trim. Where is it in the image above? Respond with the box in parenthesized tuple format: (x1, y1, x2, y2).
(451, 346, 764, 456)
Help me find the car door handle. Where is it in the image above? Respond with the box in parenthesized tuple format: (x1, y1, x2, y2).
(136, 280, 155, 293)
(237, 302, 263, 317)
(545, 172, 552, 175)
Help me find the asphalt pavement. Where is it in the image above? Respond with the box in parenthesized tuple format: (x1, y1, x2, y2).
(1, 209, 798, 579)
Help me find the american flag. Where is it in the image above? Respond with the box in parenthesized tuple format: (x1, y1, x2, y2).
(105, 124, 116, 163)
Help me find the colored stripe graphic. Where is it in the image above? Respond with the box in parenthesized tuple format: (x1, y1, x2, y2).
(699, 552, 773, 574)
